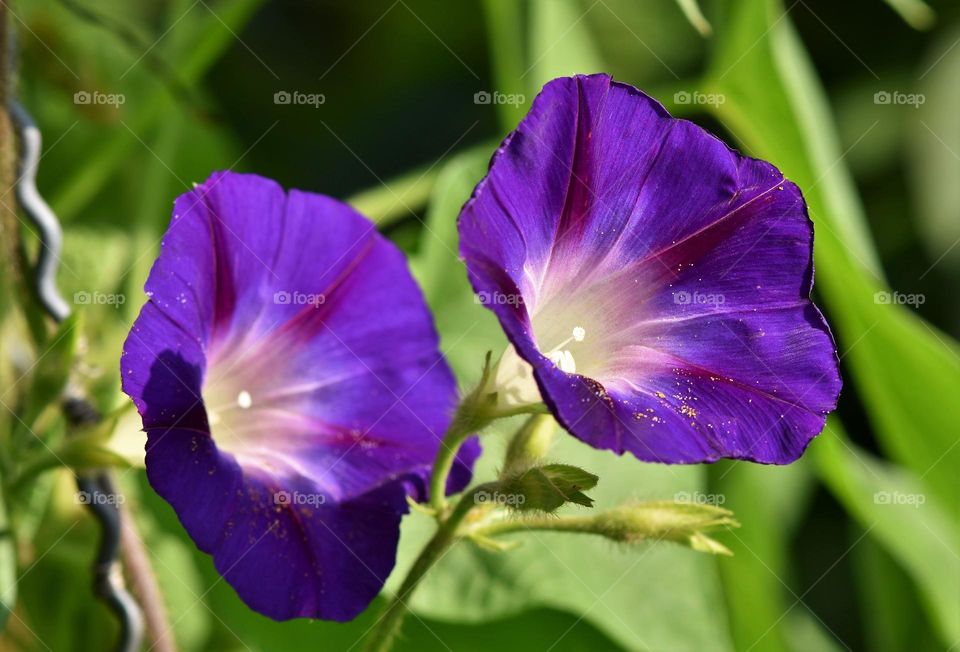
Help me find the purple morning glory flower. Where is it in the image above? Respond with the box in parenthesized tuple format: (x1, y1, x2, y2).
(460, 74, 841, 464)
(122, 171, 477, 621)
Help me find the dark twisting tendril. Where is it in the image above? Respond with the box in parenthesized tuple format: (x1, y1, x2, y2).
(10, 98, 144, 652)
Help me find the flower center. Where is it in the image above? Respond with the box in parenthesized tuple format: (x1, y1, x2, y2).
(489, 326, 593, 409)
(200, 335, 309, 471)
(486, 271, 652, 409)
(207, 389, 254, 426)
(544, 325, 585, 373)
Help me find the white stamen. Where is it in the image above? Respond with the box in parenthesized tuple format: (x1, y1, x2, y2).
(551, 326, 588, 352)
(237, 390, 252, 409)
(548, 350, 577, 374)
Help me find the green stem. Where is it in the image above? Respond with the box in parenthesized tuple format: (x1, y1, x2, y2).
(364, 486, 489, 652)
(369, 380, 550, 648)
(427, 400, 547, 513)
(466, 514, 600, 539)
(428, 408, 488, 513)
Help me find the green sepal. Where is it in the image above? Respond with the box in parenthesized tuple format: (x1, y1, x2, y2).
(498, 463, 599, 512)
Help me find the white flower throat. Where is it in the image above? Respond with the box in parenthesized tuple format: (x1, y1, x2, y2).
(489, 326, 588, 409)
(545, 326, 586, 373)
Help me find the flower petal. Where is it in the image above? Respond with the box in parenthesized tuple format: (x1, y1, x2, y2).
(460, 74, 840, 464)
(123, 171, 476, 619)
(143, 412, 407, 621)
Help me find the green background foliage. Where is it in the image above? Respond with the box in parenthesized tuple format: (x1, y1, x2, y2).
(1, 0, 958, 650)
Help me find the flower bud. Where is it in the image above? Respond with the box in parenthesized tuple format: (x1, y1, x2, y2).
(593, 501, 739, 555)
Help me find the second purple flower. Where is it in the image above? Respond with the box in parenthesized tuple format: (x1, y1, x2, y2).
(122, 172, 478, 621)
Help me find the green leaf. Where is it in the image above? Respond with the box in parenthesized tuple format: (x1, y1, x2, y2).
(498, 463, 599, 511)
(527, 0, 605, 94)
(410, 148, 507, 383)
(481, 0, 529, 131)
(347, 161, 443, 229)
(674, 0, 713, 36)
(48, 0, 266, 221)
(55, 435, 131, 471)
(813, 421, 960, 645)
(851, 536, 941, 652)
(11, 432, 130, 495)
(706, 0, 960, 521)
(14, 512, 116, 650)
(883, 0, 935, 30)
(18, 315, 79, 433)
(710, 459, 818, 652)
(783, 610, 849, 652)
(908, 23, 960, 272)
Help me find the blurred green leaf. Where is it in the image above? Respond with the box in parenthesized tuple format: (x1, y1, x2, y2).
(348, 161, 441, 228)
(527, 0, 604, 94)
(52, 434, 129, 471)
(49, 0, 265, 221)
(909, 23, 960, 273)
(12, 439, 127, 496)
(482, 0, 528, 130)
(851, 536, 940, 652)
(711, 460, 818, 652)
(409, 148, 506, 383)
(883, 0, 935, 30)
(16, 494, 118, 651)
(813, 421, 960, 645)
(19, 314, 78, 432)
(782, 610, 848, 652)
(674, 0, 713, 36)
(707, 0, 960, 522)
